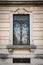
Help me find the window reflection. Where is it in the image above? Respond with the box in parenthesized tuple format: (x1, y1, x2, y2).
(13, 22, 20, 44)
(22, 22, 29, 44)
(13, 15, 30, 45)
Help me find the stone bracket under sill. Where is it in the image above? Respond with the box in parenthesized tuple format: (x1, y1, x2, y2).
(7, 45, 36, 52)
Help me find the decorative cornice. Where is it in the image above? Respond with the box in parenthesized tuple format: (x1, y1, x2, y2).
(0, 1, 43, 5)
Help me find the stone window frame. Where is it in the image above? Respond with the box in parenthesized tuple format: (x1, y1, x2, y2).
(10, 7, 33, 48)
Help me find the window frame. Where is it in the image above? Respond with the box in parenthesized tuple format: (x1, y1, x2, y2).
(13, 14, 30, 45)
(10, 10, 33, 48)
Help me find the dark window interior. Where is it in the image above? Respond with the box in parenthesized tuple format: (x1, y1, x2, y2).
(13, 58, 30, 63)
(13, 14, 30, 45)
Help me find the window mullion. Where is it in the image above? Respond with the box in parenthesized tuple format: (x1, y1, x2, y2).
(20, 21, 22, 45)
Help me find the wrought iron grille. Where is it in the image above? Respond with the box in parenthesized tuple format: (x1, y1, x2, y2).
(13, 14, 30, 45)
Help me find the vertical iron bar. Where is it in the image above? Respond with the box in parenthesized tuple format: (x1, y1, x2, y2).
(20, 21, 22, 44)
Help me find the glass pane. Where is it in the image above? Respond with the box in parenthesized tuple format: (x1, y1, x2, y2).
(13, 15, 29, 21)
(13, 21, 20, 44)
(13, 14, 30, 45)
(22, 21, 29, 45)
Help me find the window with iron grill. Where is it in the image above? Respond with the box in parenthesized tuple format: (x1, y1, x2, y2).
(13, 14, 30, 45)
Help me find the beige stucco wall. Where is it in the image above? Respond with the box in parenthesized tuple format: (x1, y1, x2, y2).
(0, 5, 43, 65)
(0, 6, 43, 46)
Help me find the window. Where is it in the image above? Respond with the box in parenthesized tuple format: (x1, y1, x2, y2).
(13, 14, 30, 45)
(13, 58, 30, 63)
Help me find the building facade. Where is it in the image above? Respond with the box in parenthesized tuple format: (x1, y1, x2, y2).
(0, 0, 43, 65)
